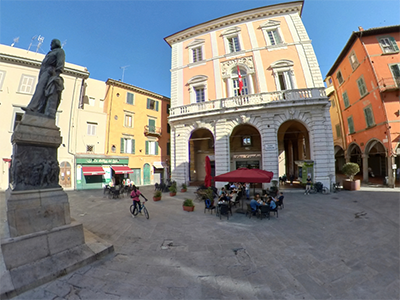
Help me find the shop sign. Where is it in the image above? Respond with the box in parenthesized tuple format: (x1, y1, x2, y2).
(265, 144, 276, 151)
(76, 158, 127, 164)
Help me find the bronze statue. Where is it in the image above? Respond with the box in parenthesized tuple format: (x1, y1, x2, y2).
(23, 39, 65, 119)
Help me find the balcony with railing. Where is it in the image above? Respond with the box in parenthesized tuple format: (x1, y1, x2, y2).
(169, 87, 327, 117)
(144, 125, 162, 137)
(378, 77, 400, 92)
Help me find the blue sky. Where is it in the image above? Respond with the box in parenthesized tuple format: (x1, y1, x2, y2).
(1, 0, 399, 97)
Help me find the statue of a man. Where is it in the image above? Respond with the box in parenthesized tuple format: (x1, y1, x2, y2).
(23, 39, 65, 119)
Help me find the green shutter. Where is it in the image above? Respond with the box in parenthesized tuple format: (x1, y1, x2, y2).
(155, 101, 159, 111)
(389, 37, 399, 52)
(149, 119, 155, 132)
(145, 141, 149, 155)
(155, 142, 159, 155)
(147, 99, 150, 109)
(342, 92, 350, 108)
(348, 117, 354, 134)
(132, 139, 135, 154)
(364, 107, 374, 127)
(120, 138, 125, 154)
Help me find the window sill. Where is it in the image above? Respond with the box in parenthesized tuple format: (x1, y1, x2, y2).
(267, 44, 287, 51)
(366, 124, 376, 129)
(381, 51, 399, 55)
(189, 61, 206, 68)
(359, 92, 369, 100)
(224, 51, 246, 58)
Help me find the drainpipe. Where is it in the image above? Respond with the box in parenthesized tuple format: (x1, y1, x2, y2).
(106, 84, 114, 155)
(360, 33, 394, 187)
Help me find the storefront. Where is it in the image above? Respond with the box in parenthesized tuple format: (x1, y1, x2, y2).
(75, 156, 131, 190)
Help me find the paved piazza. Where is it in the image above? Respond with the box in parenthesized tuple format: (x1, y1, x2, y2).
(1, 185, 399, 300)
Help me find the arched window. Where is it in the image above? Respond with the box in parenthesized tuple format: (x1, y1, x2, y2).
(232, 67, 249, 96)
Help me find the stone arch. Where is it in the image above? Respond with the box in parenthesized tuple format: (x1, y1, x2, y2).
(334, 145, 345, 173)
(347, 142, 363, 171)
(365, 139, 387, 178)
(188, 127, 215, 183)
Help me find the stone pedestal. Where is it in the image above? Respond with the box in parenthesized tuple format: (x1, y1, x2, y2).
(0, 114, 114, 299)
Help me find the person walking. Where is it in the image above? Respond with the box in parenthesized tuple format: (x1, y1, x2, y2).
(305, 175, 312, 195)
(130, 185, 148, 217)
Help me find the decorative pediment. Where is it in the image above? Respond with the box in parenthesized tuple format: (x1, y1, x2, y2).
(270, 59, 294, 69)
(222, 26, 241, 36)
(187, 75, 208, 85)
(186, 39, 205, 49)
(259, 20, 281, 29)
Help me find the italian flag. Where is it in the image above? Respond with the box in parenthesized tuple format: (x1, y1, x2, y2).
(237, 65, 243, 95)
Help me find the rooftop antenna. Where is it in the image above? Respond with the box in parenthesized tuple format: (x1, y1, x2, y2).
(36, 35, 45, 53)
(28, 35, 37, 51)
(120, 65, 129, 82)
(11, 37, 19, 47)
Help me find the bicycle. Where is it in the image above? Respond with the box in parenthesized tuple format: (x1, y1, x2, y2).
(130, 201, 149, 219)
(332, 182, 342, 193)
(308, 182, 329, 195)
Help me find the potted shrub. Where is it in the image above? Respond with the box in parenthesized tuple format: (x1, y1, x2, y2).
(169, 181, 177, 196)
(342, 162, 361, 191)
(181, 183, 187, 193)
(153, 190, 162, 201)
(183, 198, 195, 212)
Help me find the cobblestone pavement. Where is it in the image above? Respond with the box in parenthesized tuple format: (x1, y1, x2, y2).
(1, 185, 399, 300)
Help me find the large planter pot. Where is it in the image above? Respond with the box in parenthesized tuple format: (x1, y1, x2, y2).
(181, 189, 187, 193)
(343, 179, 360, 191)
(153, 197, 161, 201)
(169, 192, 177, 196)
(183, 205, 195, 212)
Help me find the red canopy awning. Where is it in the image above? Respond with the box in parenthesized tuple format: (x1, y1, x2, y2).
(214, 168, 273, 183)
(111, 165, 133, 174)
(82, 166, 105, 176)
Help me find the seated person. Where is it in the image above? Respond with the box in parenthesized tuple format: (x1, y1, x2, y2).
(276, 192, 284, 205)
(267, 196, 277, 210)
(250, 198, 261, 213)
(229, 182, 237, 190)
(254, 193, 262, 202)
(219, 187, 226, 196)
(218, 192, 229, 204)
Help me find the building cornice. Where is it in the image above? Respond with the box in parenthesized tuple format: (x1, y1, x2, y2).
(164, 1, 303, 46)
(106, 78, 170, 101)
(0, 53, 90, 79)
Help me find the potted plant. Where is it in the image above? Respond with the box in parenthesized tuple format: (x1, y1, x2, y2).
(342, 162, 361, 191)
(183, 198, 195, 212)
(153, 190, 162, 201)
(181, 183, 187, 193)
(169, 181, 177, 196)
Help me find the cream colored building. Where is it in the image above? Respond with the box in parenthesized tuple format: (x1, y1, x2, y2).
(165, 0, 335, 189)
(0, 44, 107, 191)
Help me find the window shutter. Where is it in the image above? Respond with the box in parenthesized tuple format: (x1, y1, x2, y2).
(155, 142, 159, 155)
(149, 119, 155, 132)
(132, 139, 135, 154)
(343, 92, 350, 108)
(145, 141, 149, 155)
(146, 99, 150, 109)
(389, 37, 399, 52)
(120, 138, 125, 154)
(156, 101, 159, 111)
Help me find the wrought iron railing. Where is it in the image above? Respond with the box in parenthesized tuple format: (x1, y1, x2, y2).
(144, 125, 162, 136)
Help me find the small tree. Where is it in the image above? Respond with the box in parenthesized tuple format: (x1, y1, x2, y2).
(342, 162, 360, 181)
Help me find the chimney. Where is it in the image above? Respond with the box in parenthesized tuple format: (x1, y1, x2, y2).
(358, 26, 364, 31)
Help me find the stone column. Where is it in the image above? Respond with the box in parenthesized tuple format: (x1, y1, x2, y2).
(362, 154, 369, 183)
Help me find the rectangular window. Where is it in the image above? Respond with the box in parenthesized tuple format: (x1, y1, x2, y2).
(349, 51, 359, 70)
(192, 47, 203, 62)
(120, 138, 135, 154)
(347, 116, 355, 134)
(228, 36, 241, 53)
(145, 141, 159, 155)
(0, 70, 5, 90)
(335, 124, 341, 138)
(194, 87, 205, 102)
(277, 71, 294, 90)
(390, 64, 400, 87)
(167, 124, 171, 134)
(167, 104, 170, 115)
(342, 91, 350, 108)
(13, 113, 23, 131)
(18, 75, 35, 94)
(357, 76, 368, 97)
(364, 106, 375, 128)
(148, 119, 156, 133)
(267, 29, 282, 45)
(87, 123, 97, 136)
(336, 71, 344, 85)
(379, 36, 399, 53)
(242, 136, 252, 146)
(126, 92, 134, 105)
(125, 114, 133, 128)
(147, 98, 159, 111)
(88, 97, 95, 106)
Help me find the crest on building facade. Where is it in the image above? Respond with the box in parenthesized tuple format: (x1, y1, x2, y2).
(221, 56, 255, 78)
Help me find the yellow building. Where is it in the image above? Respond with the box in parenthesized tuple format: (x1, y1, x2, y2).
(103, 79, 170, 185)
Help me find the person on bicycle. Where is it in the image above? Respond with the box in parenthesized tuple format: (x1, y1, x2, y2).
(305, 175, 312, 195)
(130, 185, 147, 212)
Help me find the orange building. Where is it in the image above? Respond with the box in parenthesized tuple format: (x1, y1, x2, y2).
(103, 79, 170, 186)
(326, 25, 400, 186)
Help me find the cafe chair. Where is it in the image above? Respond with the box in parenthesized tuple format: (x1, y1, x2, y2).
(277, 195, 284, 209)
(204, 199, 216, 214)
(219, 204, 230, 220)
(245, 203, 255, 218)
(258, 205, 270, 220)
(270, 203, 279, 218)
